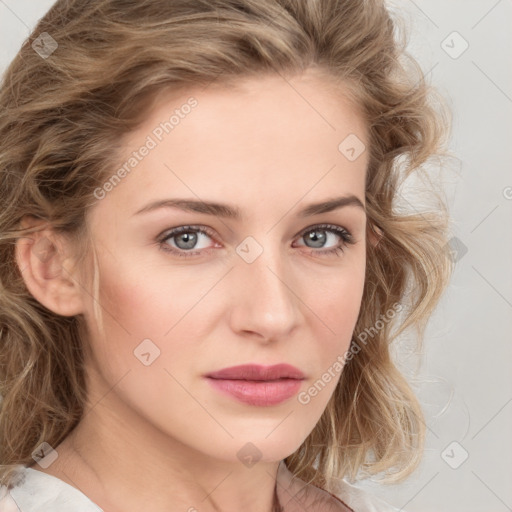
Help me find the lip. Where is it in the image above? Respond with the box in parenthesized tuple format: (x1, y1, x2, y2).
(206, 363, 305, 381)
(205, 364, 305, 406)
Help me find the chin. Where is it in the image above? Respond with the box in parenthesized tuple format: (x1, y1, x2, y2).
(204, 426, 312, 466)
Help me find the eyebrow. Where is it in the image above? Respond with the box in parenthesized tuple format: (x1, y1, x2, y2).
(132, 194, 365, 219)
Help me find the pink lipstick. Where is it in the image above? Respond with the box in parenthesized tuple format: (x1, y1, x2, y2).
(205, 364, 305, 406)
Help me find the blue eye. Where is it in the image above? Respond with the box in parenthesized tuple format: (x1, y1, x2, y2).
(158, 225, 218, 257)
(296, 224, 355, 256)
(157, 223, 355, 258)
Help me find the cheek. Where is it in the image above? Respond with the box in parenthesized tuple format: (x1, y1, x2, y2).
(82, 262, 218, 384)
(310, 261, 365, 332)
(92, 263, 206, 337)
(81, 267, 201, 416)
(307, 262, 366, 374)
(295, 274, 365, 415)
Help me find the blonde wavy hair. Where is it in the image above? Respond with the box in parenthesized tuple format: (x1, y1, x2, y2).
(0, 0, 453, 493)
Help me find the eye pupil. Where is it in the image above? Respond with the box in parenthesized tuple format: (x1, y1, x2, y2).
(306, 230, 327, 248)
(176, 232, 198, 249)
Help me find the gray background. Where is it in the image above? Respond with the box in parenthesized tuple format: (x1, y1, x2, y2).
(1, 1, 511, 511)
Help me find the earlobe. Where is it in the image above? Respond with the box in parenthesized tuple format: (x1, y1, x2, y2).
(15, 217, 85, 317)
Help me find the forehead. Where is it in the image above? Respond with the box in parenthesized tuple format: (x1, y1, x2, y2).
(103, 71, 368, 215)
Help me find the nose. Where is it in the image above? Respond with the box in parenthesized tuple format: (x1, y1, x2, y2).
(228, 240, 300, 343)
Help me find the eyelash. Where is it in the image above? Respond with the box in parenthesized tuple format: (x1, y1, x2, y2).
(157, 223, 355, 259)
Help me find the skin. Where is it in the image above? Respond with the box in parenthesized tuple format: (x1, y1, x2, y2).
(16, 70, 372, 512)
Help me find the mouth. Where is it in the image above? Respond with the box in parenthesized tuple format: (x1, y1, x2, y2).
(205, 363, 305, 381)
(204, 364, 305, 406)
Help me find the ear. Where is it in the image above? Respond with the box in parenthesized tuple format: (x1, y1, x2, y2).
(15, 215, 86, 317)
(367, 221, 383, 248)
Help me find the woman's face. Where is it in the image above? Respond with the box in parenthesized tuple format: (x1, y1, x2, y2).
(81, 71, 368, 465)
